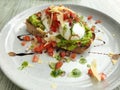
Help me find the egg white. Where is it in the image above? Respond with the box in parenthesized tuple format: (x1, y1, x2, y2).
(59, 22, 85, 40)
(59, 22, 71, 40)
(71, 23, 85, 40)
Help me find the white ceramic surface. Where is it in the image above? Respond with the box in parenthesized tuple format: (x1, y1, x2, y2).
(0, 4, 120, 90)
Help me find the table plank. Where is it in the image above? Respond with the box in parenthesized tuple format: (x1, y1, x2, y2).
(0, 0, 120, 90)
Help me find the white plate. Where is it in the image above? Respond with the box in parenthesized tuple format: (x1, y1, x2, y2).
(0, 4, 120, 90)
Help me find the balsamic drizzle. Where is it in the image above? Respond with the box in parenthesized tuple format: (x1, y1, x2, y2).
(8, 52, 34, 56)
(88, 51, 108, 55)
(94, 39, 106, 47)
(95, 30, 101, 33)
(17, 34, 31, 41)
(16, 53, 34, 56)
(8, 34, 34, 57)
(88, 51, 120, 60)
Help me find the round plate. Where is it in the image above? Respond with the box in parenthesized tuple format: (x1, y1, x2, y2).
(0, 4, 120, 90)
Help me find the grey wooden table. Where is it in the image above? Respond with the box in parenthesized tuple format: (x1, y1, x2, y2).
(0, 0, 120, 90)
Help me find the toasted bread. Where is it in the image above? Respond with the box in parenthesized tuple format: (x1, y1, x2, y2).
(26, 20, 46, 37)
(72, 33, 95, 54)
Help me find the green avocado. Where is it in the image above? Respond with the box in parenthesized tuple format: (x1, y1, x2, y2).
(28, 14, 45, 30)
(56, 21, 93, 51)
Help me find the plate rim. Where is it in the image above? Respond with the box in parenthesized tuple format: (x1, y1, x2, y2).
(0, 3, 120, 90)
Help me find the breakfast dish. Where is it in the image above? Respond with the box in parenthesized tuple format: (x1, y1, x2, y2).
(0, 4, 120, 90)
(8, 5, 119, 81)
(22, 5, 109, 81)
(26, 5, 95, 54)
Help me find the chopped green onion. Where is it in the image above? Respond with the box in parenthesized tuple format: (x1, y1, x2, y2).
(54, 53, 61, 61)
(63, 24, 67, 36)
(50, 69, 65, 78)
(63, 58, 71, 63)
(49, 62, 56, 69)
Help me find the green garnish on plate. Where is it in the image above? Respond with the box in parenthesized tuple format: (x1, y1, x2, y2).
(69, 68, 82, 78)
(19, 61, 29, 70)
(54, 53, 61, 61)
(79, 57, 87, 64)
(50, 69, 65, 78)
(49, 62, 56, 69)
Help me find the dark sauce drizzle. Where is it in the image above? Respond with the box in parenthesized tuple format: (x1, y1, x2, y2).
(94, 39, 106, 47)
(95, 30, 101, 33)
(17, 34, 31, 41)
(88, 51, 120, 61)
(16, 52, 34, 56)
(10, 34, 34, 56)
(88, 51, 108, 55)
(15, 30, 105, 57)
(8, 52, 34, 56)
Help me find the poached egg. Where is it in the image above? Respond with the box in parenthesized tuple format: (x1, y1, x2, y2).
(41, 7, 85, 41)
(60, 22, 85, 40)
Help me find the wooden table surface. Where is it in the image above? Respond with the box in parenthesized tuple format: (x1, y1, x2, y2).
(0, 0, 120, 90)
